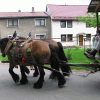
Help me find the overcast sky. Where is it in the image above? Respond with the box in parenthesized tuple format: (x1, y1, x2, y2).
(0, 0, 91, 12)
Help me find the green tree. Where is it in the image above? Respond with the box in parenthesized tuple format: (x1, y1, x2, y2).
(76, 12, 100, 28)
(18, 10, 21, 12)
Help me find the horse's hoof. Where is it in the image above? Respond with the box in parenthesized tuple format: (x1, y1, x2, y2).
(34, 82, 43, 89)
(15, 79, 19, 83)
(58, 80, 66, 88)
(14, 75, 19, 83)
(58, 84, 64, 88)
(20, 79, 28, 84)
(33, 73, 39, 77)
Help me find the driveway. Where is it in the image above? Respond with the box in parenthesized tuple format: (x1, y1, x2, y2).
(0, 63, 100, 100)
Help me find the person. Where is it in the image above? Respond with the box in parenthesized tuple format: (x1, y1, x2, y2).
(84, 30, 100, 59)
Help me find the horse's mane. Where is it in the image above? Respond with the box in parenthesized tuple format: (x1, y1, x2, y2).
(0, 38, 9, 43)
(0, 36, 26, 43)
(18, 37, 26, 39)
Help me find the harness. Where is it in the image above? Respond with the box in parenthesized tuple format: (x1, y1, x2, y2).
(4, 38, 34, 63)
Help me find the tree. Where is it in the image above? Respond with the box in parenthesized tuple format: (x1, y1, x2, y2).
(76, 12, 100, 28)
(18, 10, 21, 12)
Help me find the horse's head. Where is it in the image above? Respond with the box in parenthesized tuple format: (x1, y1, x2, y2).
(0, 38, 9, 57)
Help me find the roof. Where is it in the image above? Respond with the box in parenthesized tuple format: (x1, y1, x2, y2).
(46, 4, 89, 20)
(0, 12, 49, 18)
(88, 0, 100, 12)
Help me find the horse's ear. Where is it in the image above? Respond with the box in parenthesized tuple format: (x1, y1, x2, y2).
(29, 32, 31, 37)
(13, 31, 17, 38)
(27, 32, 31, 39)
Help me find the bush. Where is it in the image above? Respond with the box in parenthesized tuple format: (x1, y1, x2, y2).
(75, 45, 80, 50)
(66, 47, 72, 59)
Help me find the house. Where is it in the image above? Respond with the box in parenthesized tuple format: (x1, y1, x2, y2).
(0, 7, 51, 39)
(45, 4, 96, 47)
(0, 5, 96, 47)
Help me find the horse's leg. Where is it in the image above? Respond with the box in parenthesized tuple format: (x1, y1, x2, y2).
(33, 65, 39, 77)
(34, 65, 45, 89)
(25, 66, 30, 74)
(25, 65, 39, 77)
(9, 63, 19, 83)
(57, 42, 72, 76)
(20, 66, 28, 84)
(49, 44, 66, 87)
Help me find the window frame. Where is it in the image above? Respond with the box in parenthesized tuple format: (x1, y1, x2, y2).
(67, 20, 72, 28)
(67, 34, 73, 41)
(60, 20, 66, 28)
(7, 19, 19, 27)
(86, 34, 91, 41)
(35, 34, 46, 40)
(61, 34, 66, 41)
(35, 18, 46, 26)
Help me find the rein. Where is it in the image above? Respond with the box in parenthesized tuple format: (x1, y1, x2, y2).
(24, 60, 97, 78)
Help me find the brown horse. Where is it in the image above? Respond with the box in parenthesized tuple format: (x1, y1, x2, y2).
(16, 38, 71, 78)
(32, 39, 71, 78)
(7, 33, 71, 78)
(0, 36, 66, 88)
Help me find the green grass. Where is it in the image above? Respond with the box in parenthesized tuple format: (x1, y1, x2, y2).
(64, 48, 93, 70)
(0, 48, 95, 70)
(0, 55, 8, 61)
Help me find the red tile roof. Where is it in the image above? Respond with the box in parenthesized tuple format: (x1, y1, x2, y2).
(47, 4, 90, 19)
(0, 12, 49, 18)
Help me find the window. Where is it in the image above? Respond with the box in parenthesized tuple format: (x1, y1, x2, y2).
(67, 34, 73, 41)
(36, 34, 46, 39)
(61, 35, 66, 41)
(8, 19, 18, 27)
(60, 21, 66, 28)
(67, 20, 72, 28)
(86, 22, 90, 28)
(35, 19, 45, 26)
(86, 34, 91, 41)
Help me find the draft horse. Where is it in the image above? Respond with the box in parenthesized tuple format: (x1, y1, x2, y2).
(19, 34, 71, 78)
(0, 34, 66, 89)
(32, 39, 71, 78)
(7, 33, 71, 78)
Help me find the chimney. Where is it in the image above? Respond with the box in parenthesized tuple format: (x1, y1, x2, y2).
(32, 7, 34, 12)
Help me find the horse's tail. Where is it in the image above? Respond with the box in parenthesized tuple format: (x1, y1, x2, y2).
(49, 44, 59, 70)
(57, 42, 72, 76)
(49, 44, 66, 86)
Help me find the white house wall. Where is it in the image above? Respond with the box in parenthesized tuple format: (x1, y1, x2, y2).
(51, 20, 96, 47)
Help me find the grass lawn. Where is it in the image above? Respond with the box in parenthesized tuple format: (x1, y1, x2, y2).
(64, 48, 94, 70)
(0, 54, 8, 61)
(0, 48, 95, 70)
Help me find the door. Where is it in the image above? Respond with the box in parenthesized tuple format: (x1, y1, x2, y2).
(79, 35, 83, 46)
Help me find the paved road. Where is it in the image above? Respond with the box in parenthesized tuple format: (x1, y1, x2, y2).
(0, 63, 100, 100)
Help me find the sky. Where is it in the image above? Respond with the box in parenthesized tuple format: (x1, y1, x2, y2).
(0, 0, 91, 12)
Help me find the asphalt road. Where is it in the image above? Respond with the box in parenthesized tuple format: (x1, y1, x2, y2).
(0, 63, 100, 100)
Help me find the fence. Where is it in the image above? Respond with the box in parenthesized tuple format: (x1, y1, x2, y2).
(1, 34, 96, 50)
